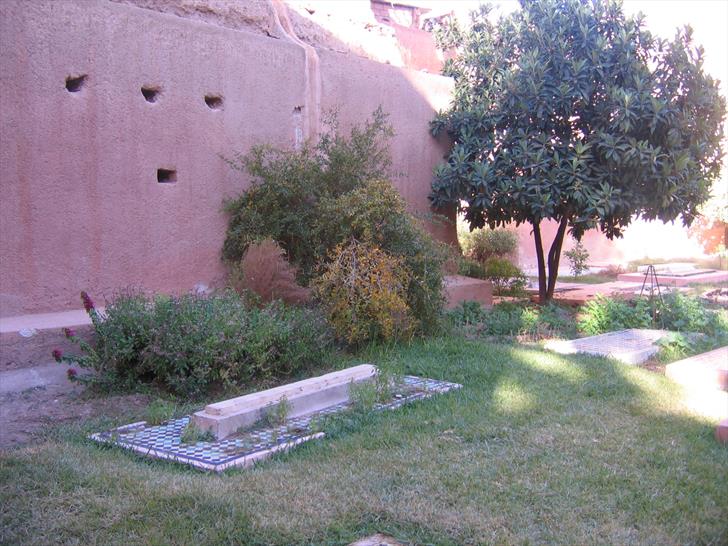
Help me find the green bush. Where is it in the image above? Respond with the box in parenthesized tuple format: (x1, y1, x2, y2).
(316, 179, 446, 334)
(657, 292, 727, 335)
(577, 296, 652, 335)
(482, 258, 528, 296)
(457, 257, 486, 279)
(578, 292, 728, 341)
(223, 108, 394, 281)
(223, 110, 445, 337)
(56, 290, 333, 396)
(448, 301, 575, 339)
(460, 228, 518, 263)
(145, 399, 177, 425)
(653, 295, 728, 362)
(564, 240, 590, 277)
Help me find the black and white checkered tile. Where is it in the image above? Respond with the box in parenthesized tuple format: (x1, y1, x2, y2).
(90, 376, 461, 472)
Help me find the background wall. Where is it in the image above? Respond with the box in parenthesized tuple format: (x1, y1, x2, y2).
(0, 0, 453, 317)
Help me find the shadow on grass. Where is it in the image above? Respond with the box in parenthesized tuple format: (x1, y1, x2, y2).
(1, 336, 727, 545)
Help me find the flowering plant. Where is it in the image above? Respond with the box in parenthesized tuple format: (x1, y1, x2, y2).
(51, 291, 104, 383)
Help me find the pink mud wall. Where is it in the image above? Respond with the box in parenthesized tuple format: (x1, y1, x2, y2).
(0, 0, 454, 317)
(514, 219, 706, 271)
(317, 48, 454, 241)
(514, 222, 623, 271)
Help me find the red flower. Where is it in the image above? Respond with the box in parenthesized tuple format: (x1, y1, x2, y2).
(66, 368, 78, 380)
(80, 291, 95, 312)
(62, 327, 76, 339)
(52, 349, 63, 362)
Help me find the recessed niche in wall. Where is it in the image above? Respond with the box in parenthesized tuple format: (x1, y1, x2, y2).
(141, 86, 161, 103)
(157, 169, 177, 183)
(204, 95, 223, 110)
(65, 74, 87, 93)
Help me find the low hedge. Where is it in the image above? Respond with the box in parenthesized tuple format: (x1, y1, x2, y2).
(55, 290, 333, 396)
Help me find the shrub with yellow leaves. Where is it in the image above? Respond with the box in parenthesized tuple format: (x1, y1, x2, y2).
(314, 239, 415, 346)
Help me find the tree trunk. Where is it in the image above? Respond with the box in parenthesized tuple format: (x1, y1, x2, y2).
(532, 217, 569, 303)
(533, 221, 547, 302)
(546, 217, 569, 300)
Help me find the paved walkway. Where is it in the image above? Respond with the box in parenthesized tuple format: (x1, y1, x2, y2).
(527, 280, 686, 305)
(0, 363, 80, 395)
(0, 363, 146, 449)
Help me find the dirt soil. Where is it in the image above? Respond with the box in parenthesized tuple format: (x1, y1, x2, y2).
(0, 383, 149, 449)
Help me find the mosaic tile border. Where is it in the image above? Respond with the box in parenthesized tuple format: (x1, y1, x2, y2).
(90, 375, 461, 472)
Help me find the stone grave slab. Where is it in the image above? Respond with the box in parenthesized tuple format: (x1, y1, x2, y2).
(617, 269, 728, 286)
(90, 375, 461, 472)
(665, 346, 728, 392)
(193, 364, 376, 439)
(544, 329, 669, 364)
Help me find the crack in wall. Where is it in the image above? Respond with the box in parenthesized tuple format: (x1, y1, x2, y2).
(269, 0, 321, 145)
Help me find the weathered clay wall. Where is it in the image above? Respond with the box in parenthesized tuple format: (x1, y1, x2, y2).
(514, 218, 707, 272)
(316, 48, 453, 239)
(0, 0, 453, 317)
(114, 0, 445, 73)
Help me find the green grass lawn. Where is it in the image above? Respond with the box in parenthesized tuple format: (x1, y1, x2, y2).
(2, 337, 727, 545)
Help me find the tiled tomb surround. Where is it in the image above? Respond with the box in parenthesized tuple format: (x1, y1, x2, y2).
(91, 376, 461, 472)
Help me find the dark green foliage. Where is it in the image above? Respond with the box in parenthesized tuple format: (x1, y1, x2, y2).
(223, 110, 446, 335)
(315, 180, 447, 334)
(449, 300, 575, 338)
(578, 292, 728, 340)
(222, 108, 393, 280)
(62, 291, 333, 396)
(577, 295, 652, 335)
(482, 257, 528, 296)
(658, 292, 728, 342)
(461, 228, 518, 263)
(457, 257, 486, 279)
(459, 229, 518, 262)
(430, 0, 727, 301)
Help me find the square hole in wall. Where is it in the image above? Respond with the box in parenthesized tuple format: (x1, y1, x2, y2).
(204, 95, 223, 110)
(141, 86, 161, 103)
(65, 74, 87, 92)
(157, 169, 177, 183)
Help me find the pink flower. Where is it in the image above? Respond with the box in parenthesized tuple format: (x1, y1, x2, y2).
(80, 291, 94, 312)
(52, 349, 63, 362)
(62, 327, 76, 339)
(66, 368, 78, 380)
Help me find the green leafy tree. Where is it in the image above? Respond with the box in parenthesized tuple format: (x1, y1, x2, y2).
(430, 0, 726, 300)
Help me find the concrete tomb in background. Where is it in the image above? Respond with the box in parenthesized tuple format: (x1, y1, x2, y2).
(665, 346, 728, 393)
(545, 329, 669, 365)
(617, 263, 728, 286)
